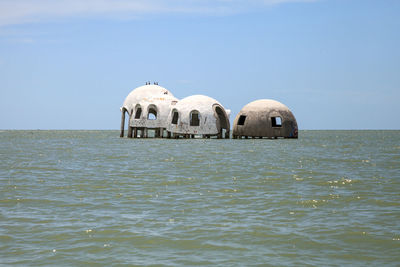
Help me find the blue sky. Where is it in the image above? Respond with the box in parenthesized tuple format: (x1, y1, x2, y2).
(0, 0, 399, 130)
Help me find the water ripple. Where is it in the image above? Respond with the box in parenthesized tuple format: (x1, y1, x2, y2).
(0, 130, 399, 265)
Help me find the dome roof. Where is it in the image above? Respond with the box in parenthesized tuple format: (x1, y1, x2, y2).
(240, 99, 290, 112)
(121, 84, 177, 111)
(174, 95, 222, 112)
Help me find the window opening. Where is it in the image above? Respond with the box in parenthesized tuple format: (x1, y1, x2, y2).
(271, 116, 282, 127)
(171, 111, 179, 124)
(135, 108, 142, 119)
(238, 115, 246, 125)
(148, 108, 157, 120)
(190, 111, 200, 126)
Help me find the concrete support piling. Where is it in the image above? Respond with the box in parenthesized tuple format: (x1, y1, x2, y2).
(127, 126, 133, 138)
(225, 131, 230, 139)
(120, 111, 125, 138)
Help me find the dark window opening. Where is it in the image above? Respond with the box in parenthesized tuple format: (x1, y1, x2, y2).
(135, 108, 142, 119)
(271, 116, 282, 127)
(171, 111, 179, 124)
(148, 108, 157, 120)
(190, 112, 200, 126)
(238, 115, 246, 125)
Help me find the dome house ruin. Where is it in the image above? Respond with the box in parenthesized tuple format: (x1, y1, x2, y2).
(120, 82, 178, 138)
(166, 95, 231, 138)
(232, 99, 298, 139)
(120, 83, 299, 140)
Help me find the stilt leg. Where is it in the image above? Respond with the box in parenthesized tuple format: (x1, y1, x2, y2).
(128, 126, 133, 138)
(225, 131, 230, 139)
(120, 111, 125, 138)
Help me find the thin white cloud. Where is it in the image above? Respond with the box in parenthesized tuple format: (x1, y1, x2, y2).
(0, 0, 317, 26)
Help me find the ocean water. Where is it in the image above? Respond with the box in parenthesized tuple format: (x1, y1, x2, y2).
(0, 130, 399, 266)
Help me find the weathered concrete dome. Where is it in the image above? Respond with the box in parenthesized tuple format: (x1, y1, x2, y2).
(120, 84, 178, 137)
(166, 95, 230, 138)
(233, 99, 298, 139)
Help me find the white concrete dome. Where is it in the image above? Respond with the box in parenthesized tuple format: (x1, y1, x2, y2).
(120, 84, 179, 137)
(233, 99, 298, 138)
(166, 95, 230, 137)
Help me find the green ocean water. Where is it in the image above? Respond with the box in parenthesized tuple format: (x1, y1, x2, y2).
(1, 130, 399, 266)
